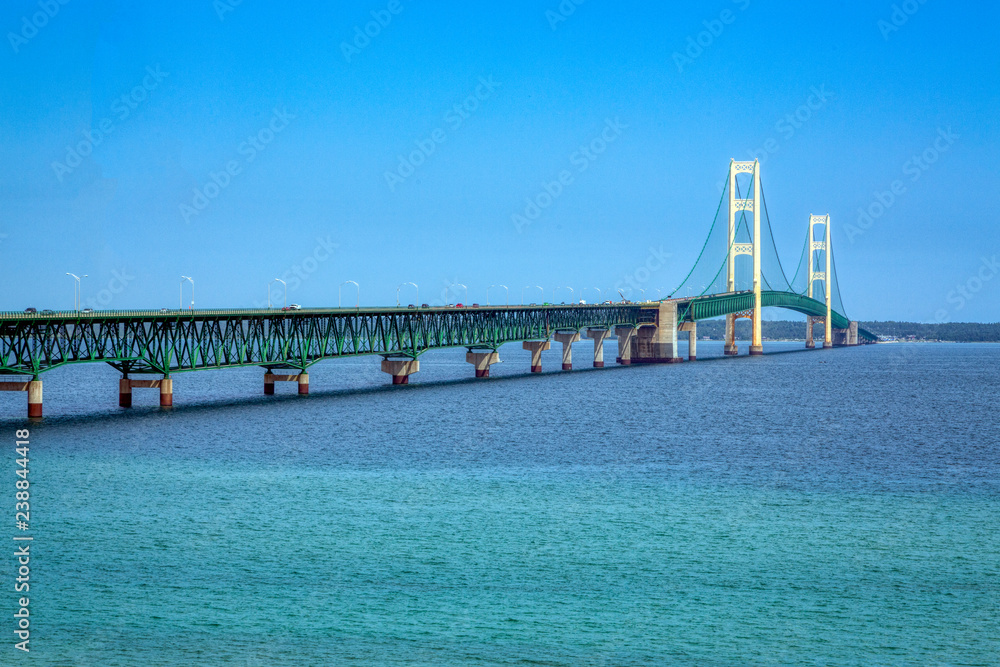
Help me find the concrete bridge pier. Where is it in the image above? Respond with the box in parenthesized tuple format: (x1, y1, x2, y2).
(554, 331, 581, 370)
(522, 340, 550, 373)
(264, 372, 309, 395)
(805, 317, 816, 349)
(118, 376, 172, 407)
(679, 322, 698, 361)
(0, 378, 44, 418)
(381, 357, 419, 385)
(119, 378, 132, 407)
(633, 302, 683, 363)
(27, 380, 42, 418)
(615, 326, 635, 365)
(160, 378, 173, 406)
(832, 325, 860, 347)
(585, 328, 610, 367)
(466, 349, 500, 377)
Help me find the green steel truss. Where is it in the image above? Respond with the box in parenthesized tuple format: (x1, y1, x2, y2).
(675, 290, 878, 342)
(0, 305, 644, 376)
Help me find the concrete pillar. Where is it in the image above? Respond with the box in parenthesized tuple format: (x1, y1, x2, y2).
(633, 302, 681, 363)
(615, 326, 635, 365)
(680, 322, 697, 361)
(466, 350, 500, 378)
(848, 321, 859, 346)
(264, 373, 308, 394)
(119, 377, 133, 408)
(554, 331, 581, 370)
(0, 380, 43, 419)
(27, 380, 42, 419)
(724, 314, 738, 356)
(159, 378, 173, 407)
(585, 328, 610, 367)
(381, 358, 419, 385)
(805, 317, 815, 349)
(522, 340, 550, 373)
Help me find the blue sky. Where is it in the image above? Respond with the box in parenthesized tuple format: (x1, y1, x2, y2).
(1, 1, 997, 321)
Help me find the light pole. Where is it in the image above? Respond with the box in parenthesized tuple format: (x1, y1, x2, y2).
(553, 286, 574, 303)
(269, 278, 287, 309)
(66, 273, 87, 311)
(452, 283, 468, 305)
(180, 276, 194, 310)
(522, 285, 543, 305)
(396, 282, 418, 307)
(581, 287, 601, 304)
(340, 280, 359, 309)
(487, 284, 508, 306)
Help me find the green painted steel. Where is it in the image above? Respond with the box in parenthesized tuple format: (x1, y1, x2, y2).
(675, 290, 878, 342)
(0, 305, 644, 376)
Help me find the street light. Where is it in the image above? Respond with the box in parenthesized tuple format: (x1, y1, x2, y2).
(553, 286, 574, 303)
(66, 273, 87, 311)
(396, 282, 418, 307)
(452, 283, 468, 305)
(180, 276, 194, 310)
(522, 285, 543, 305)
(340, 280, 359, 309)
(269, 278, 287, 309)
(487, 284, 508, 306)
(581, 286, 601, 304)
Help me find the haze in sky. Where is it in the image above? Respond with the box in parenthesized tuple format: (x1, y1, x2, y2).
(1, 1, 997, 322)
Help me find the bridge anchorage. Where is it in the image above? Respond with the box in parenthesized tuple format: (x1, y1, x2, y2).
(0, 159, 874, 418)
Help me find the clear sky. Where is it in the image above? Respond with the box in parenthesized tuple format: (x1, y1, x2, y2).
(1, 1, 997, 322)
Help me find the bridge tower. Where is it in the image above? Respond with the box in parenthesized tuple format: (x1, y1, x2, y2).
(805, 214, 833, 349)
(724, 159, 763, 356)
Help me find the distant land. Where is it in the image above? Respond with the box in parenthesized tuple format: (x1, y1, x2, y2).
(696, 320, 1000, 343)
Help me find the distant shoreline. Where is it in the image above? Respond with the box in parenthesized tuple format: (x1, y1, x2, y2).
(692, 319, 1000, 344)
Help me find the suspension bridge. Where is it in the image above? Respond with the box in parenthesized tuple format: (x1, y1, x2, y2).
(0, 160, 875, 418)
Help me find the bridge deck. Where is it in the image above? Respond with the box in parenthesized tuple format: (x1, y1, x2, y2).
(0, 291, 874, 377)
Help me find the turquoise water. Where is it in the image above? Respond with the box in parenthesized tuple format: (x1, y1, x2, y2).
(14, 342, 1000, 664)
